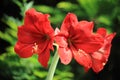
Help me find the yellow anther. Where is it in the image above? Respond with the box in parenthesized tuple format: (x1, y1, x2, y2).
(32, 43, 38, 53)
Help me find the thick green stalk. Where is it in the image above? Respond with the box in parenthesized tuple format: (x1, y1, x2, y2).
(46, 43, 59, 80)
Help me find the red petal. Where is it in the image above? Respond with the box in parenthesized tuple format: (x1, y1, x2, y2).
(58, 47, 72, 65)
(91, 51, 104, 61)
(18, 9, 54, 44)
(91, 39, 112, 73)
(37, 39, 52, 54)
(96, 28, 107, 37)
(55, 36, 68, 48)
(54, 28, 60, 36)
(18, 26, 41, 43)
(91, 44, 111, 73)
(61, 13, 78, 33)
(24, 8, 53, 35)
(68, 21, 104, 53)
(106, 33, 116, 43)
(38, 48, 50, 68)
(35, 22, 54, 40)
(14, 42, 33, 58)
(77, 21, 94, 34)
(92, 58, 104, 73)
(91, 46, 108, 73)
(75, 34, 104, 53)
(24, 9, 41, 33)
(71, 47, 92, 71)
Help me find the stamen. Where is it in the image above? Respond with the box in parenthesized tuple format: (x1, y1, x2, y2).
(78, 49, 84, 53)
(32, 43, 38, 53)
(98, 49, 104, 54)
(102, 62, 106, 66)
(78, 49, 87, 56)
(67, 38, 71, 45)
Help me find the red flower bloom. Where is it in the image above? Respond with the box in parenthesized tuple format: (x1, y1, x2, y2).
(14, 8, 54, 67)
(90, 28, 116, 73)
(55, 13, 104, 70)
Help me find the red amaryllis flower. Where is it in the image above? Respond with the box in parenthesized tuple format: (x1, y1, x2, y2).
(90, 28, 116, 73)
(55, 13, 104, 70)
(14, 8, 54, 67)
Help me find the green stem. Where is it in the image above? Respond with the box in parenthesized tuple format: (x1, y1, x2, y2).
(46, 43, 59, 80)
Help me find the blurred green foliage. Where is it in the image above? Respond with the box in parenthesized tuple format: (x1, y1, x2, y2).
(0, 0, 120, 80)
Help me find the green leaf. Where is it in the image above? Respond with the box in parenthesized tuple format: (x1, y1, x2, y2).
(12, 0, 23, 8)
(1, 15, 21, 30)
(0, 31, 16, 45)
(77, 0, 98, 18)
(97, 15, 112, 26)
(13, 0, 33, 16)
(57, 2, 78, 11)
(6, 29, 17, 38)
(24, 1, 34, 12)
(54, 70, 74, 80)
(34, 70, 47, 78)
(50, 13, 64, 26)
(34, 5, 54, 13)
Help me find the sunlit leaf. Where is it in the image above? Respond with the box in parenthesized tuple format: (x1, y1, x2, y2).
(24, 1, 34, 12)
(97, 15, 112, 26)
(57, 2, 78, 11)
(34, 70, 47, 78)
(34, 5, 54, 13)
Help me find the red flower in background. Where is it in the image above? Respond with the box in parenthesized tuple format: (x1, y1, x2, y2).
(14, 8, 54, 67)
(55, 13, 104, 70)
(90, 28, 116, 73)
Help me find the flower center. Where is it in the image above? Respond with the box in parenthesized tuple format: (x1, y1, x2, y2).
(67, 38, 73, 47)
(43, 34, 50, 41)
